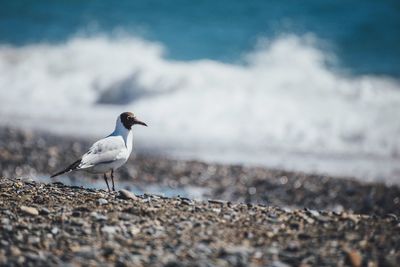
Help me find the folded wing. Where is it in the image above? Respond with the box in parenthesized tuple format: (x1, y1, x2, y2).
(79, 136, 126, 169)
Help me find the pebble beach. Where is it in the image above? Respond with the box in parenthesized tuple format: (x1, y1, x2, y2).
(0, 127, 399, 266)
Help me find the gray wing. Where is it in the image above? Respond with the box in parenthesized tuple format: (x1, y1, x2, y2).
(78, 136, 126, 169)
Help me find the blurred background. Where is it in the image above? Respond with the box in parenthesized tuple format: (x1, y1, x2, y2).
(0, 0, 399, 184)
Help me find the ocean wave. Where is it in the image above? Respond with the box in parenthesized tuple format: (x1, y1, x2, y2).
(0, 34, 399, 182)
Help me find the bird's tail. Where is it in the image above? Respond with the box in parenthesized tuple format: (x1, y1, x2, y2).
(50, 159, 82, 178)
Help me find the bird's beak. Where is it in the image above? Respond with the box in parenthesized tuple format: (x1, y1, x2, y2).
(133, 118, 148, 127)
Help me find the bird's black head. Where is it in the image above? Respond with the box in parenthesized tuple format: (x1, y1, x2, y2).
(120, 112, 147, 130)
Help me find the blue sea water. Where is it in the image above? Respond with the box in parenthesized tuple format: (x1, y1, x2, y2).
(1, 0, 399, 76)
(0, 1, 400, 183)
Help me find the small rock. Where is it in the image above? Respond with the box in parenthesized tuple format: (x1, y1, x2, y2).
(10, 246, 21, 257)
(24, 178, 35, 184)
(129, 226, 140, 236)
(212, 208, 221, 213)
(385, 213, 398, 221)
(305, 209, 320, 217)
(272, 260, 291, 267)
(118, 189, 137, 200)
(70, 218, 86, 226)
(384, 253, 398, 267)
(267, 247, 279, 255)
(342, 213, 360, 224)
(40, 208, 50, 215)
(14, 182, 23, 189)
(102, 226, 118, 235)
(1, 218, 10, 225)
(346, 249, 362, 267)
(20, 206, 39, 216)
(51, 227, 59, 235)
(97, 198, 108, 205)
(2, 225, 12, 231)
(28, 236, 40, 245)
(286, 241, 300, 252)
(90, 212, 107, 221)
(119, 213, 133, 221)
(72, 210, 81, 217)
(208, 199, 226, 205)
(253, 250, 263, 259)
(180, 199, 193, 206)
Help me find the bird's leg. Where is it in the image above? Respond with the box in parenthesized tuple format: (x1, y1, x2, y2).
(111, 169, 115, 191)
(103, 173, 111, 192)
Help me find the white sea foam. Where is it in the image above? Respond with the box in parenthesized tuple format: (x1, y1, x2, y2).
(0, 34, 399, 183)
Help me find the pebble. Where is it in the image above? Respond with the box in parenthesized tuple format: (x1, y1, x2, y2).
(305, 209, 320, 217)
(208, 199, 226, 205)
(70, 218, 86, 226)
(272, 260, 291, 267)
(20, 206, 39, 216)
(180, 199, 194, 206)
(1, 218, 10, 225)
(51, 227, 59, 235)
(90, 212, 107, 221)
(118, 189, 137, 200)
(10, 246, 21, 257)
(27, 236, 40, 245)
(97, 198, 108, 205)
(13, 182, 23, 189)
(40, 208, 50, 215)
(2, 225, 12, 231)
(119, 213, 133, 221)
(102, 226, 118, 235)
(128, 226, 140, 236)
(346, 249, 362, 267)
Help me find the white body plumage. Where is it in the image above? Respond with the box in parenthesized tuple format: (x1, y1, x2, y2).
(79, 117, 134, 174)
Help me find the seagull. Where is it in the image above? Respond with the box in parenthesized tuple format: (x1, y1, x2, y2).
(50, 112, 147, 191)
